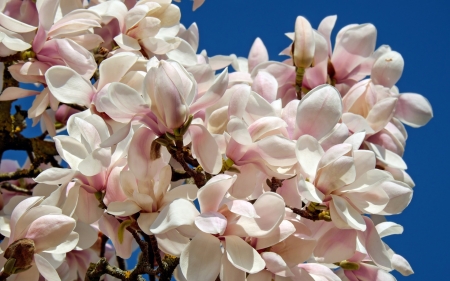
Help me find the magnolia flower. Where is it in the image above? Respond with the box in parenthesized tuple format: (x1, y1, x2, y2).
(2, 197, 78, 281)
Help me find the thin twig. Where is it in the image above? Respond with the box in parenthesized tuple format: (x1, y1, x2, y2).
(0, 182, 32, 195)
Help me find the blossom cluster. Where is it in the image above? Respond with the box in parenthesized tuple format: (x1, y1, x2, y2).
(0, 1, 433, 281)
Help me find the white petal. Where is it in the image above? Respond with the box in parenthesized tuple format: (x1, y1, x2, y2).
(225, 235, 265, 274)
(180, 232, 222, 281)
(34, 254, 61, 281)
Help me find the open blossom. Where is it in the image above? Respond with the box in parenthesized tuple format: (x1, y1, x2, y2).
(0, 1, 433, 280)
(1, 197, 78, 281)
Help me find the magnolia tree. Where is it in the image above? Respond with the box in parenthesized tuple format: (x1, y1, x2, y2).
(0, 0, 433, 281)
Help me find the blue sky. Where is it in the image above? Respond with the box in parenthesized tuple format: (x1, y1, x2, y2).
(7, 0, 449, 280)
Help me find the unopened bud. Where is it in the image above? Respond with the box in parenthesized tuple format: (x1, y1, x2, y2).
(339, 260, 360, 271)
(371, 51, 404, 89)
(4, 238, 35, 274)
(293, 16, 315, 69)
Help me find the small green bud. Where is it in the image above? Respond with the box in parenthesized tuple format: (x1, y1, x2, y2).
(339, 261, 360, 271)
(118, 220, 133, 244)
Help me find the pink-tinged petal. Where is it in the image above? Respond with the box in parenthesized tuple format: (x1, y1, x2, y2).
(127, 127, 158, 181)
(9, 197, 43, 240)
(45, 66, 95, 107)
(261, 252, 293, 277)
(395, 93, 433, 127)
(99, 214, 133, 259)
(12, 205, 62, 243)
(189, 124, 222, 174)
(97, 52, 139, 90)
(293, 16, 315, 68)
(194, 212, 227, 235)
(316, 157, 355, 195)
(330, 195, 366, 231)
(180, 232, 221, 281)
(281, 100, 300, 139)
(332, 24, 377, 80)
(108, 82, 148, 115)
(220, 252, 246, 281)
(51, 39, 97, 80)
(73, 221, 97, 250)
(34, 168, 76, 185)
(298, 176, 324, 203)
(226, 163, 259, 199)
(248, 116, 288, 142)
(186, 64, 214, 94)
(377, 180, 412, 215)
(28, 89, 50, 118)
(150, 199, 199, 234)
(207, 107, 229, 133)
(244, 91, 277, 123)
(314, 227, 357, 263)
(353, 263, 396, 281)
(137, 212, 160, 235)
(365, 142, 407, 170)
(252, 71, 278, 103)
(225, 200, 259, 218)
(319, 123, 349, 152)
(375, 222, 403, 238)
(0, 87, 39, 101)
(166, 39, 197, 66)
(318, 15, 337, 57)
(225, 192, 285, 238)
(295, 85, 342, 140)
(34, 254, 60, 281)
(228, 84, 251, 118)
(342, 113, 375, 134)
(225, 235, 265, 274)
(371, 51, 404, 88)
(255, 220, 296, 250)
(227, 116, 253, 145)
(273, 234, 317, 267)
(114, 34, 141, 51)
(257, 135, 297, 167)
(366, 97, 397, 133)
(107, 200, 141, 216)
(190, 67, 228, 114)
(54, 136, 88, 168)
(161, 184, 198, 206)
(0, 13, 36, 33)
(294, 263, 341, 281)
(141, 36, 181, 55)
(248, 37, 269, 72)
(344, 185, 389, 214)
(344, 131, 366, 150)
(277, 176, 303, 208)
(296, 135, 323, 179)
(26, 214, 76, 252)
(392, 253, 414, 276)
(74, 187, 105, 224)
(353, 150, 376, 178)
(198, 174, 236, 213)
(155, 229, 190, 256)
(360, 216, 392, 270)
(46, 232, 79, 254)
(77, 148, 110, 176)
(338, 169, 391, 193)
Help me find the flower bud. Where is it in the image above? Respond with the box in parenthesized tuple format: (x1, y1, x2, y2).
(145, 60, 196, 130)
(293, 16, 315, 68)
(3, 238, 35, 274)
(371, 51, 404, 88)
